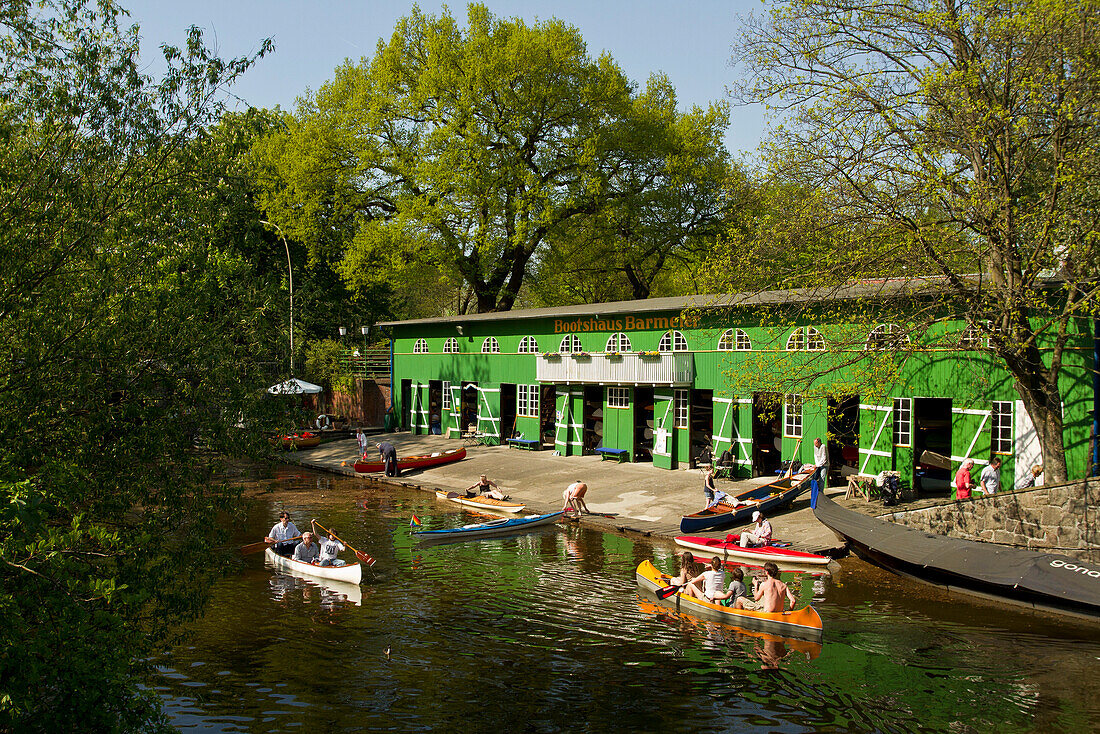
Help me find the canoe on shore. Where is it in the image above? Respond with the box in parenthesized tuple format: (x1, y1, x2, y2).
(634, 559, 823, 641)
(275, 432, 321, 449)
(435, 490, 526, 513)
(264, 547, 362, 584)
(353, 447, 467, 474)
(675, 535, 831, 567)
(679, 469, 814, 534)
(413, 511, 563, 541)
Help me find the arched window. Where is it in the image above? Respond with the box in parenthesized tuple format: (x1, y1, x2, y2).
(481, 337, 500, 353)
(559, 334, 582, 353)
(658, 330, 688, 352)
(786, 327, 825, 351)
(718, 328, 751, 351)
(605, 332, 632, 352)
(518, 335, 539, 353)
(413, 338, 428, 354)
(959, 324, 989, 350)
(443, 337, 459, 353)
(866, 323, 910, 350)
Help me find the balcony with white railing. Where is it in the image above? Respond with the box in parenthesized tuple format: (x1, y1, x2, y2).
(535, 352, 695, 385)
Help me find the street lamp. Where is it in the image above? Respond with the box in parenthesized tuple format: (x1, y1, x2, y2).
(361, 325, 370, 348)
(260, 220, 294, 375)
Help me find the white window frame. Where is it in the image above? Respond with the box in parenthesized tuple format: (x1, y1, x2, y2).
(559, 334, 582, 353)
(867, 323, 910, 351)
(605, 332, 632, 353)
(608, 386, 630, 408)
(443, 337, 459, 353)
(784, 394, 803, 437)
(717, 329, 736, 351)
(893, 397, 912, 447)
(517, 385, 529, 418)
(674, 389, 689, 428)
(992, 401, 1013, 454)
(413, 338, 428, 354)
(960, 323, 990, 350)
(786, 327, 825, 352)
(659, 330, 688, 352)
(481, 337, 500, 353)
(442, 381, 452, 411)
(518, 335, 539, 353)
(736, 329, 752, 351)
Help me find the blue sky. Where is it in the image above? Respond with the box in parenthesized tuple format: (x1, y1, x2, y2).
(121, 0, 768, 158)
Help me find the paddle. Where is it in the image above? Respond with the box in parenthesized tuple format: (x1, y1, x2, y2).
(311, 519, 377, 568)
(784, 438, 803, 479)
(240, 536, 299, 556)
(657, 582, 686, 600)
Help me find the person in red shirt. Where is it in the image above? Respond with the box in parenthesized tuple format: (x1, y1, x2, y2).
(954, 459, 976, 499)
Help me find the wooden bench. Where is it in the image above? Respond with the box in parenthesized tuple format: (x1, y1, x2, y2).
(508, 438, 540, 451)
(596, 447, 629, 463)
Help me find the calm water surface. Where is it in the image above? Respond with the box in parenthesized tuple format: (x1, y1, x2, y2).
(159, 466, 1100, 733)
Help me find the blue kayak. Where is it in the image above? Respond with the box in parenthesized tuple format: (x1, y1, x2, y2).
(413, 511, 563, 540)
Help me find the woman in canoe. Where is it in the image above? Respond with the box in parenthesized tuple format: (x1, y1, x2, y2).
(669, 551, 705, 588)
(466, 474, 506, 501)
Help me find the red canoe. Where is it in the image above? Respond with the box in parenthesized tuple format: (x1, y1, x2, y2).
(675, 534, 831, 567)
(353, 447, 467, 473)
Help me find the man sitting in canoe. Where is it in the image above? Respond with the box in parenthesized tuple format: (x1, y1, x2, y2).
(265, 511, 300, 557)
(739, 511, 773, 548)
(734, 562, 797, 613)
(466, 474, 506, 501)
(292, 532, 321, 563)
(681, 556, 726, 603)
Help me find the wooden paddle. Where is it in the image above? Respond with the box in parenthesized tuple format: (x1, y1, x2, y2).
(239, 536, 299, 556)
(784, 437, 803, 479)
(311, 519, 377, 568)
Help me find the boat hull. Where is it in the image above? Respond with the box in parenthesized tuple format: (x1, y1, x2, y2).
(264, 547, 362, 584)
(413, 511, 562, 541)
(679, 470, 813, 534)
(435, 490, 525, 513)
(353, 447, 467, 474)
(675, 535, 831, 567)
(635, 560, 823, 641)
(813, 492, 1100, 621)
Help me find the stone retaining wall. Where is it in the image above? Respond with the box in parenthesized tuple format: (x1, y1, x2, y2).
(881, 480, 1100, 562)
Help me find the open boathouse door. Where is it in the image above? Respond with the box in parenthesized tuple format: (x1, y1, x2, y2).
(752, 392, 783, 477)
(827, 395, 859, 485)
(539, 386, 556, 448)
(634, 387, 654, 463)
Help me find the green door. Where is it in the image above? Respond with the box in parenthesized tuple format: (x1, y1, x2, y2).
(653, 391, 675, 470)
(477, 385, 501, 445)
(858, 402, 894, 476)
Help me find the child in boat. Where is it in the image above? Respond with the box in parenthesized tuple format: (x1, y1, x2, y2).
(735, 562, 797, 613)
(669, 551, 705, 587)
(715, 567, 752, 607)
(315, 525, 346, 567)
(682, 556, 726, 603)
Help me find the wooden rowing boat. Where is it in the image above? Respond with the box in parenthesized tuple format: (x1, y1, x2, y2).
(353, 447, 467, 473)
(435, 490, 525, 513)
(274, 431, 321, 449)
(679, 468, 814, 534)
(634, 559, 823, 641)
(675, 534, 831, 567)
(413, 511, 563, 541)
(264, 547, 362, 584)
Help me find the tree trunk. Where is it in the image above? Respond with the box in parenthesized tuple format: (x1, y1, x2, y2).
(1007, 356, 1069, 483)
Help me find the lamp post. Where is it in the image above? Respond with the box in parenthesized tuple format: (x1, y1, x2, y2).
(261, 220, 294, 375)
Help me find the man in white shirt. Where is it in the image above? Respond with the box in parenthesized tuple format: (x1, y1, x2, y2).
(740, 511, 773, 548)
(980, 457, 1003, 495)
(265, 512, 300, 556)
(811, 437, 829, 488)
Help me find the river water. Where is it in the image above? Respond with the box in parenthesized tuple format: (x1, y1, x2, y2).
(159, 466, 1100, 733)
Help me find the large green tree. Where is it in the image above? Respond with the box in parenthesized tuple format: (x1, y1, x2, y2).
(254, 3, 732, 314)
(0, 1, 277, 729)
(717, 0, 1100, 481)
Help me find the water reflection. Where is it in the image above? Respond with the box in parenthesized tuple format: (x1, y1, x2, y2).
(265, 571, 363, 608)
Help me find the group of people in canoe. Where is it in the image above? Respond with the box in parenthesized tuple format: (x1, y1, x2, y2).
(672, 551, 797, 613)
(264, 512, 348, 567)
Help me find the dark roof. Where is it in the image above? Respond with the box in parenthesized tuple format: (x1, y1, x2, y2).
(376, 278, 946, 328)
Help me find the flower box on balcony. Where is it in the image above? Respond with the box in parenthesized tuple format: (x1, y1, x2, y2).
(571, 351, 591, 359)
(638, 350, 661, 358)
(542, 352, 561, 359)
(605, 352, 623, 360)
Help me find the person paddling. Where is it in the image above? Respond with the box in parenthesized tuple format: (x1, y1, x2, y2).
(265, 511, 300, 557)
(312, 521, 346, 567)
(466, 474, 506, 500)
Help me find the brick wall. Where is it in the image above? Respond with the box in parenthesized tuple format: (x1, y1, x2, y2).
(881, 480, 1100, 562)
(311, 377, 392, 427)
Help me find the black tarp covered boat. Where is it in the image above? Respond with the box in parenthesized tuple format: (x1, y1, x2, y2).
(813, 492, 1100, 621)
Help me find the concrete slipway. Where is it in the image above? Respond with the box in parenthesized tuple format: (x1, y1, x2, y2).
(283, 431, 870, 558)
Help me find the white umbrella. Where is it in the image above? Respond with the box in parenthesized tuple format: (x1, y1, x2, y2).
(267, 377, 323, 395)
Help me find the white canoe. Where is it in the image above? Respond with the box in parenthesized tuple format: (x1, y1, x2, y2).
(435, 490, 526, 513)
(264, 547, 362, 584)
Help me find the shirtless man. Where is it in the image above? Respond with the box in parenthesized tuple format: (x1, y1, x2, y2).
(734, 562, 797, 613)
(562, 480, 590, 514)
